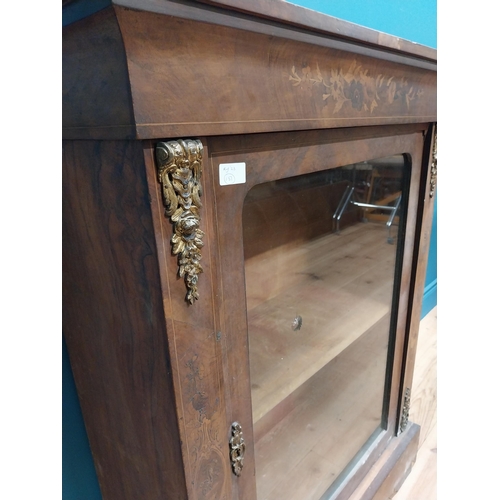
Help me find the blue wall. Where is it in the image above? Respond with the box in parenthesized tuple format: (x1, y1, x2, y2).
(421, 196, 437, 317)
(63, 337, 102, 499)
(62, 2, 437, 498)
(288, 0, 437, 48)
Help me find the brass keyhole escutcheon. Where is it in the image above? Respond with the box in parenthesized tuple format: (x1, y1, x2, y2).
(229, 422, 245, 476)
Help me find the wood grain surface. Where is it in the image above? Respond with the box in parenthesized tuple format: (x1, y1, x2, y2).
(63, 2, 436, 498)
(117, 6, 436, 139)
(209, 126, 427, 499)
(397, 125, 436, 434)
(348, 422, 420, 500)
(63, 3, 436, 140)
(62, 140, 188, 499)
(62, 126, 432, 499)
(190, 0, 437, 61)
(62, 8, 135, 139)
(143, 140, 236, 500)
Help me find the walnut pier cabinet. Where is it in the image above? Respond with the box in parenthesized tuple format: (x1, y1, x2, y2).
(62, 1, 437, 499)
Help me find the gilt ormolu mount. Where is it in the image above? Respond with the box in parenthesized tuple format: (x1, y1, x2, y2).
(430, 129, 437, 198)
(229, 422, 246, 477)
(155, 139, 204, 304)
(400, 387, 411, 433)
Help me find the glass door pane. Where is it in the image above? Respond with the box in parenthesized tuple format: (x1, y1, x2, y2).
(242, 155, 408, 500)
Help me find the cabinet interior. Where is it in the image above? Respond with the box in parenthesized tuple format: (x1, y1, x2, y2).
(242, 155, 409, 499)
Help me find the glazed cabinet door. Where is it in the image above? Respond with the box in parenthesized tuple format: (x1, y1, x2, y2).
(208, 124, 430, 500)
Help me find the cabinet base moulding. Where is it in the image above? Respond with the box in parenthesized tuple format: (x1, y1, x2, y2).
(348, 422, 420, 500)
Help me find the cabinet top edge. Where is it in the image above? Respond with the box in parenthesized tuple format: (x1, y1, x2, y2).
(190, 0, 437, 62)
(62, 1, 436, 141)
(63, 0, 437, 64)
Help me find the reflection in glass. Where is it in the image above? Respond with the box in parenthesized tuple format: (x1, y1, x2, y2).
(242, 155, 408, 500)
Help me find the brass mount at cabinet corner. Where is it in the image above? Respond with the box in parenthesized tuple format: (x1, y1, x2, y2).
(429, 128, 437, 198)
(229, 422, 246, 476)
(400, 387, 411, 433)
(155, 139, 204, 304)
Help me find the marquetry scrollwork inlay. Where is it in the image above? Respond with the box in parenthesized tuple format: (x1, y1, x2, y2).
(429, 129, 437, 198)
(289, 60, 424, 114)
(229, 422, 246, 477)
(155, 139, 204, 304)
(400, 387, 411, 433)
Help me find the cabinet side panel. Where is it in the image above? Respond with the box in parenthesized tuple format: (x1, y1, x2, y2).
(62, 8, 136, 139)
(143, 140, 233, 499)
(398, 125, 437, 423)
(62, 140, 187, 499)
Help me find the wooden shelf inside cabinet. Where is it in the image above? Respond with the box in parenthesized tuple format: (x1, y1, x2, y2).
(254, 316, 389, 500)
(246, 222, 397, 424)
(245, 218, 399, 499)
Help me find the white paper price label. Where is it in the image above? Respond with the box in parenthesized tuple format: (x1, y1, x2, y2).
(219, 162, 246, 186)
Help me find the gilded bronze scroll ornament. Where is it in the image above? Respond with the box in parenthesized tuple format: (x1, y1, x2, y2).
(429, 130, 437, 198)
(229, 422, 245, 476)
(155, 139, 204, 304)
(400, 387, 411, 433)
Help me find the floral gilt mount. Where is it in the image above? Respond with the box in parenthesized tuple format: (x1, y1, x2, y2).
(155, 139, 204, 304)
(289, 60, 423, 114)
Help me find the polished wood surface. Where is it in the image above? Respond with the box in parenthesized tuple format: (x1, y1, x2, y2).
(209, 126, 428, 499)
(63, 2, 436, 140)
(62, 2, 437, 498)
(62, 8, 135, 139)
(143, 140, 238, 500)
(348, 422, 420, 500)
(398, 125, 437, 424)
(192, 0, 437, 61)
(64, 0, 437, 62)
(62, 132, 434, 499)
(62, 141, 188, 499)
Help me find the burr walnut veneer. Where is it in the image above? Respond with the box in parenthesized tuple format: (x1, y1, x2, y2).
(62, 1, 436, 499)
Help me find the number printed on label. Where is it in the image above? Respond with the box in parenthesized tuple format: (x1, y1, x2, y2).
(219, 163, 246, 186)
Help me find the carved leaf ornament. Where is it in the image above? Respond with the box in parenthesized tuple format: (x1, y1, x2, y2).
(155, 139, 204, 304)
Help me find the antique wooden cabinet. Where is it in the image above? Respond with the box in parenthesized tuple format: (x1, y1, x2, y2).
(62, 1, 437, 499)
